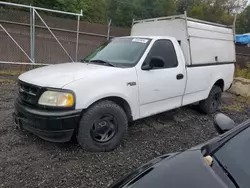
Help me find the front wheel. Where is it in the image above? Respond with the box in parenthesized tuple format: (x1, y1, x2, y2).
(199, 86, 222, 114)
(77, 100, 128, 152)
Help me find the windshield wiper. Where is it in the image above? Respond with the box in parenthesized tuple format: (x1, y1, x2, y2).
(89, 59, 116, 67)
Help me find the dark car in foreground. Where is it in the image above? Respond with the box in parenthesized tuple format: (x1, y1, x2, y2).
(111, 114, 250, 188)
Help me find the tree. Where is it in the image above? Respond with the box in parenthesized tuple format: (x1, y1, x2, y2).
(222, 0, 248, 14)
(3, 0, 107, 23)
(106, 0, 134, 27)
(107, 0, 177, 27)
(152, 0, 177, 17)
(236, 5, 250, 33)
(177, 0, 202, 14)
(2, 0, 249, 28)
(188, 5, 205, 19)
(177, 0, 236, 25)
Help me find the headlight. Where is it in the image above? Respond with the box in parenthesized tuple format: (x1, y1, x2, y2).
(38, 91, 74, 107)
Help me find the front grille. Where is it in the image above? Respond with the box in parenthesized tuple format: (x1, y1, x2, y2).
(18, 81, 41, 106)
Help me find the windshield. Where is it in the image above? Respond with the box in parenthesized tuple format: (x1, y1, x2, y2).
(84, 38, 151, 67)
(214, 126, 250, 188)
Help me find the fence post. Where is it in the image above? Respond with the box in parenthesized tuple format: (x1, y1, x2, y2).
(131, 18, 135, 35)
(30, 6, 33, 63)
(30, 7, 35, 63)
(233, 13, 238, 42)
(32, 8, 35, 63)
(107, 19, 112, 41)
(75, 9, 82, 62)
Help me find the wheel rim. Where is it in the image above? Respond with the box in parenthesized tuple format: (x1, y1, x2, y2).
(211, 92, 221, 111)
(90, 114, 118, 143)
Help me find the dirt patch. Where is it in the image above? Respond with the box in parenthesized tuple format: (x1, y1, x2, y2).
(0, 80, 249, 188)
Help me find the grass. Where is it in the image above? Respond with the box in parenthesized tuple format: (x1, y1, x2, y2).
(0, 64, 46, 76)
(0, 70, 24, 76)
(235, 64, 250, 79)
(222, 103, 245, 111)
(0, 79, 15, 84)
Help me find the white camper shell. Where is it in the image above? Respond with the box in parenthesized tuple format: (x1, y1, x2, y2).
(131, 14, 236, 66)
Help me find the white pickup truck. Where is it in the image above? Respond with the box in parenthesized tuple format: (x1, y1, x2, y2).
(14, 15, 235, 152)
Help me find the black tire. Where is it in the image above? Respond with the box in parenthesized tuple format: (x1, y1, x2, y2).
(77, 100, 128, 152)
(199, 86, 222, 114)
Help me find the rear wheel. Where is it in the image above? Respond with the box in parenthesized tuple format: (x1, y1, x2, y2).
(199, 86, 222, 114)
(77, 100, 128, 152)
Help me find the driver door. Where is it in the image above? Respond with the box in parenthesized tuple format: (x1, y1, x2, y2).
(136, 39, 186, 118)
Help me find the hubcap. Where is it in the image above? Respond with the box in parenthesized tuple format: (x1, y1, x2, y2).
(90, 114, 117, 143)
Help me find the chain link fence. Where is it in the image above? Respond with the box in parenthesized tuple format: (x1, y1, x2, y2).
(236, 46, 250, 68)
(235, 23, 250, 68)
(0, 2, 130, 71)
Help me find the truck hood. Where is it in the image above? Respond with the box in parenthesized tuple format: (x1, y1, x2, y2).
(18, 63, 119, 88)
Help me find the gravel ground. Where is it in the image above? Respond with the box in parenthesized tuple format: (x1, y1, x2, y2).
(0, 77, 249, 188)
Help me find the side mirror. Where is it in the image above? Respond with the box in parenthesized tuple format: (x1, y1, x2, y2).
(214, 113, 235, 134)
(142, 57, 165, 70)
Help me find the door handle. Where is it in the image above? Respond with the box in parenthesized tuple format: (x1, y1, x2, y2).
(176, 74, 184, 80)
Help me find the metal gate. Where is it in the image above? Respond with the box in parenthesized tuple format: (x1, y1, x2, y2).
(0, 1, 83, 65)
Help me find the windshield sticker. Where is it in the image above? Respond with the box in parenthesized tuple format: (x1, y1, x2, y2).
(132, 38, 148, 43)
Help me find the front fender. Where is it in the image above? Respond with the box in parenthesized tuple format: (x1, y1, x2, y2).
(63, 68, 140, 120)
(84, 92, 133, 110)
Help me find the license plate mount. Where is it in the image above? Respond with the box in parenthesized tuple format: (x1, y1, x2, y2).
(13, 113, 22, 129)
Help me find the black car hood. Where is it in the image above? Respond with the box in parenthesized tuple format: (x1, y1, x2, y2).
(113, 150, 228, 188)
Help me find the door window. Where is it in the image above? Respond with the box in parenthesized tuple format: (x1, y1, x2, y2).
(143, 39, 178, 69)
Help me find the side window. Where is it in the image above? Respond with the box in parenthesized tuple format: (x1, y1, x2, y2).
(144, 39, 178, 69)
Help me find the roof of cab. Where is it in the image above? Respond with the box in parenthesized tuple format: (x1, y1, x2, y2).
(117, 36, 176, 40)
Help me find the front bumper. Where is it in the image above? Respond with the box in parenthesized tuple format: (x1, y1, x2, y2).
(14, 100, 82, 142)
